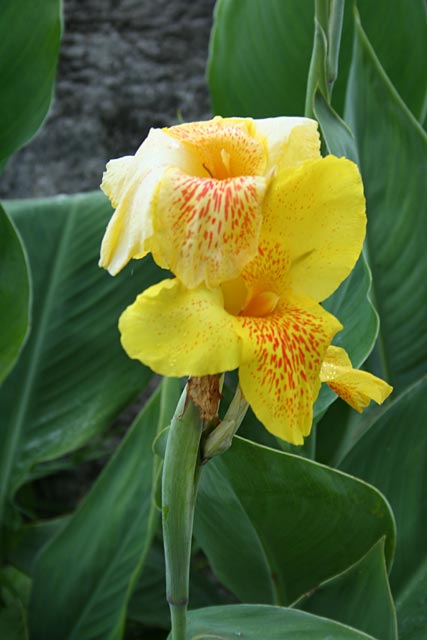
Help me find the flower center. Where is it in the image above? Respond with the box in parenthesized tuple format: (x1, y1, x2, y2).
(240, 291, 280, 317)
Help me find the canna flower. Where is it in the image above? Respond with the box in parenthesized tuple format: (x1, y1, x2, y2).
(99, 116, 320, 288)
(320, 346, 392, 410)
(118, 154, 368, 444)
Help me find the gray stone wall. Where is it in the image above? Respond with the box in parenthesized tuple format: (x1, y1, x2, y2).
(0, 0, 216, 198)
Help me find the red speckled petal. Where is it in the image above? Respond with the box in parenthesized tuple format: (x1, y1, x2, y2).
(320, 346, 393, 411)
(234, 293, 342, 444)
(149, 169, 267, 288)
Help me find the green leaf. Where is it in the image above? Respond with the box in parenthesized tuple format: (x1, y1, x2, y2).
(0, 204, 30, 384)
(344, 11, 427, 391)
(0, 600, 28, 640)
(355, 0, 427, 124)
(28, 378, 180, 640)
(208, 0, 314, 117)
(296, 538, 398, 639)
(0, 193, 165, 522)
(0, 0, 62, 167)
(176, 604, 377, 639)
(339, 375, 427, 640)
(194, 436, 395, 605)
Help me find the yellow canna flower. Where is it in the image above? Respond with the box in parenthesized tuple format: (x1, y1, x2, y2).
(99, 115, 320, 288)
(320, 346, 393, 411)
(118, 154, 367, 444)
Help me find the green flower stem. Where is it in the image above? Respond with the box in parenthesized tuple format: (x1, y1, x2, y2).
(305, 0, 344, 117)
(162, 384, 203, 640)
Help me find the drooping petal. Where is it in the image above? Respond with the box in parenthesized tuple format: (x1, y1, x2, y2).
(100, 129, 202, 275)
(261, 155, 366, 302)
(149, 170, 267, 288)
(234, 292, 342, 444)
(254, 117, 320, 171)
(119, 278, 242, 377)
(320, 346, 393, 411)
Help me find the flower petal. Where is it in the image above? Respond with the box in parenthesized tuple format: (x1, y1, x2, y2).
(149, 170, 267, 288)
(234, 293, 342, 444)
(100, 129, 202, 275)
(119, 278, 242, 377)
(320, 346, 393, 411)
(255, 117, 320, 171)
(261, 155, 366, 302)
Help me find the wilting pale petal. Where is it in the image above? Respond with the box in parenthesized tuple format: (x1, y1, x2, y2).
(100, 129, 201, 275)
(119, 278, 241, 377)
(261, 155, 366, 302)
(320, 346, 393, 411)
(254, 117, 320, 171)
(234, 293, 342, 444)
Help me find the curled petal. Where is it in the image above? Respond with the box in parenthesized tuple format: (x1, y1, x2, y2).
(119, 279, 242, 377)
(234, 293, 342, 444)
(320, 346, 393, 411)
(261, 155, 366, 302)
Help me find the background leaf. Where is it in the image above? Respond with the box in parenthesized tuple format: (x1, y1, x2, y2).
(179, 604, 377, 640)
(296, 539, 397, 640)
(208, 0, 314, 117)
(194, 436, 395, 605)
(28, 378, 180, 640)
(0, 193, 165, 523)
(340, 376, 427, 640)
(0, 0, 62, 168)
(344, 11, 427, 392)
(0, 205, 30, 384)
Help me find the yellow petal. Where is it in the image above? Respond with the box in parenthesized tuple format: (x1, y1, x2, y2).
(254, 117, 320, 170)
(261, 155, 366, 302)
(234, 292, 342, 444)
(320, 346, 393, 411)
(149, 170, 267, 288)
(119, 278, 242, 377)
(100, 128, 202, 275)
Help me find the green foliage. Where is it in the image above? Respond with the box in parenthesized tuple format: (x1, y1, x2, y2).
(0, 205, 30, 384)
(1, 0, 426, 638)
(0, 0, 62, 168)
(28, 379, 180, 640)
(177, 604, 378, 639)
(0, 194, 164, 524)
(194, 436, 395, 605)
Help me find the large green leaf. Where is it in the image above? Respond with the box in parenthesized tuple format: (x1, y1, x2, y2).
(0, 193, 165, 521)
(208, 0, 314, 117)
(28, 378, 180, 640)
(177, 604, 376, 640)
(0, 204, 30, 384)
(340, 376, 427, 640)
(194, 436, 395, 605)
(0, 0, 62, 167)
(344, 12, 427, 392)
(296, 538, 397, 639)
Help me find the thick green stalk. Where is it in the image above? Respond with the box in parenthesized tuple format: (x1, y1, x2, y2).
(162, 385, 203, 640)
(305, 0, 345, 117)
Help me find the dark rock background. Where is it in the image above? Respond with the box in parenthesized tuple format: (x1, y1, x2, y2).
(0, 0, 216, 198)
